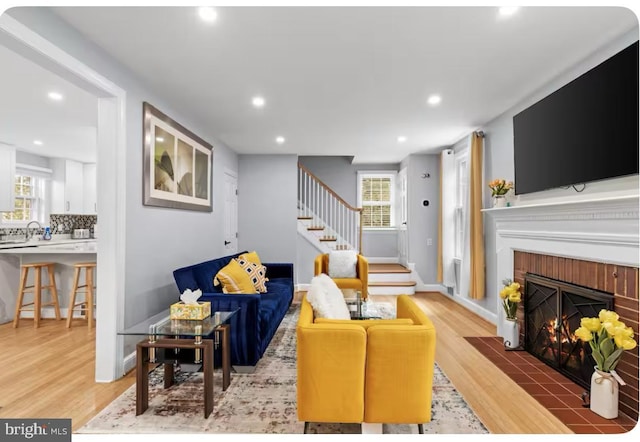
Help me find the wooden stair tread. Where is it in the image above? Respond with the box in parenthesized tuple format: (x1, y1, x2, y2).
(369, 281, 417, 287)
(369, 263, 411, 274)
(297, 216, 313, 220)
(319, 237, 337, 242)
(307, 226, 325, 231)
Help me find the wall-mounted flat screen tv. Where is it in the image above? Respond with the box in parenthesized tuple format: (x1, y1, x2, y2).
(513, 41, 639, 195)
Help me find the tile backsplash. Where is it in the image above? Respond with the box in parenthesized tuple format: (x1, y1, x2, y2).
(0, 214, 97, 238)
(50, 214, 97, 234)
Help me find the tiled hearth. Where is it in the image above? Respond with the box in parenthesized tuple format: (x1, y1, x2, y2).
(466, 336, 637, 434)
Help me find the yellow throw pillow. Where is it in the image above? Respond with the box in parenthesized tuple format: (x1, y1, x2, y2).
(235, 258, 269, 293)
(238, 251, 262, 266)
(213, 259, 257, 294)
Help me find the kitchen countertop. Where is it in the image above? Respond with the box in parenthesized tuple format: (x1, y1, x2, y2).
(0, 238, 96, 253)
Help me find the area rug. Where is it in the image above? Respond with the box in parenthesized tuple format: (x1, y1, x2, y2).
(79, 303, 488, 435)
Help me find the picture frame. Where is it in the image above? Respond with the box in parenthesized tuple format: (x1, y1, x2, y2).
(143, 102, 213, 212)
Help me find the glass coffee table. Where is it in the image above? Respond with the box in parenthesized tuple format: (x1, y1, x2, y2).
(119, 309, 239, 418)
(341, 289, 382, 320)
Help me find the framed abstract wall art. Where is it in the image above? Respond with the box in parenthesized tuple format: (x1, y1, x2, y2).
(143, 102, 213, 212)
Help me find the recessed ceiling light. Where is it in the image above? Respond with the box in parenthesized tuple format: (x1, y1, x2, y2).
(198, 7, 218, 23)
(397, 136, 407, 143)
(427, 95, 442, 106)
(47, 91, 63, 101)
(276, 136, 286, 144)
(252, 96, 265, 108)
(33, 140, 43, 146)
(498, 6, 519, 17)
(155, 136, 164, 142)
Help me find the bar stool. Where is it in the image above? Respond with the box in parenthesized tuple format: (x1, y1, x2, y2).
(66, 262, 96, 328)
(13, 262, 61, 328)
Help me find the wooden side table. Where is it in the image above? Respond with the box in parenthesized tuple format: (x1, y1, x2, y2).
(135, 323, 232, 418)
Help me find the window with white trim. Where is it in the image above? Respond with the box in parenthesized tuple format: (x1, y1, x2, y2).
(357, 172, 396, 228)
(1, 174, 46, 225)
(454, 151, 468, 260)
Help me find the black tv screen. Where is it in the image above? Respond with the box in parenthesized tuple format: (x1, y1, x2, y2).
(513, 41, 639, 195)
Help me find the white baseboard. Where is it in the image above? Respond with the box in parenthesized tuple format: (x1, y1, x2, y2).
(419, 283, 448, 293)
(123, 351, 137, 374)
(443, 292, 498, 324)
(365, 256, 400, 264)
(18, 307, 92, 319)
(295, 283, 311, 292)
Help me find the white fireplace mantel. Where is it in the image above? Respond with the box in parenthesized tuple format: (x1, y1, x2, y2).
(483, 195, 639, 337)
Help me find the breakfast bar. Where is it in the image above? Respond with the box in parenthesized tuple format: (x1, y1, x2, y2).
(0, 238, 97, 325)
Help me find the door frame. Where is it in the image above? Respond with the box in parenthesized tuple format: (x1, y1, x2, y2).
(0, 14, 127, 382)
(223, 168, 238, 254)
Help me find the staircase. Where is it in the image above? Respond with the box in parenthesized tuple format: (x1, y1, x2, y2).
(368, 263, 416, 295)
(298, 163, 361, 252)
(297, 162, 417, 294)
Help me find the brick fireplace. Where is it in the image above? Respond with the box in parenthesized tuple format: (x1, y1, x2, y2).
(489, 195, 639, 420)
(514, 251, 639, 418)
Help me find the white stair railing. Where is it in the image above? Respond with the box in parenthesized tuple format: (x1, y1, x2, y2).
(298, 162, 362, 253)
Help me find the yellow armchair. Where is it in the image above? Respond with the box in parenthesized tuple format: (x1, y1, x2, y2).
(314, 253, 369, 299)
(296, 295, 436, 433)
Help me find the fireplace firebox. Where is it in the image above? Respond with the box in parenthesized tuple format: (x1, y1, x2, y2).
(524, 273, 614, 389)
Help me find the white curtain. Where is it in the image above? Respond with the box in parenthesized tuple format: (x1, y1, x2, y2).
(459, 136, 472, 299)
(441, 149, 456, 288)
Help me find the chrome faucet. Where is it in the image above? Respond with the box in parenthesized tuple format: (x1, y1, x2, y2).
(26, 220, 42, 241)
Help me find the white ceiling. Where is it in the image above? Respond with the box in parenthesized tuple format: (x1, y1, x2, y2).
(0, 44, 98, 163)
(49, 6, 637, 163)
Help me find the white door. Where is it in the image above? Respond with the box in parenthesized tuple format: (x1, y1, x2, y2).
(223, 170, 238, 253)
(397, 167, 408, 266)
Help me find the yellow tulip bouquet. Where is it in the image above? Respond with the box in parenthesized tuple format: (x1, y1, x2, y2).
(499, 279, 521, 320)
(574, 310, 637, 373)
(488, 179, 513, 197)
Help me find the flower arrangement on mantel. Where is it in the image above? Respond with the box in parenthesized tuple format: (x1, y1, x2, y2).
(488, 179, 513, 197)
(499, 279, 521, 320)
(574, 310, 637, 374)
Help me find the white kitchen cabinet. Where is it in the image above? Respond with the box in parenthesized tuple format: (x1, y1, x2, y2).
(0, 145, 16, 212)
(83, 163, 97, 214)
(51, 159, 84, 214)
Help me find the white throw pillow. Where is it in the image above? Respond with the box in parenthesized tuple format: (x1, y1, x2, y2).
(328, 250, 358, 278)
(306, 273, 351, 320)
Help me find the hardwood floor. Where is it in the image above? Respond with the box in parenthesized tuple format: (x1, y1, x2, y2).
(375, 292, 572, 434)
(0, 291, 571, 434)
(0, 318, 135, 431)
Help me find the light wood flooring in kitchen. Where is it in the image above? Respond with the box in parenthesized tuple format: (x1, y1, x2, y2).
(0, 292, 575, 434)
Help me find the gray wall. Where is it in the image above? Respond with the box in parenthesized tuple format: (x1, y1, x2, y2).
(299, 156, 400, 258)
(299, 156, 399, 207)
(296, 234, 319, 285)
(7, 9, 240, 353)
(400, 154, 440, 284)
(479, 28, 639, 320)
(238, 155, 298, 269)
(16, 151, 51, 169)
(362, 230, 397, 258)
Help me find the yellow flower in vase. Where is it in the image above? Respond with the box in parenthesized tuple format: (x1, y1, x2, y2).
(574, 309, 637, 372)
(500, 278, 521, 320)
(580, 317, 602, 333)
(574, 326, 594, 342)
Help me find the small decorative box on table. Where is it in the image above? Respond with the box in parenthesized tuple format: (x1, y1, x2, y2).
(170, 301, 211, 320)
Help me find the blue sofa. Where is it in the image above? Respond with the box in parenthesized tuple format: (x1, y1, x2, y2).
(173, 251, 294, 371)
